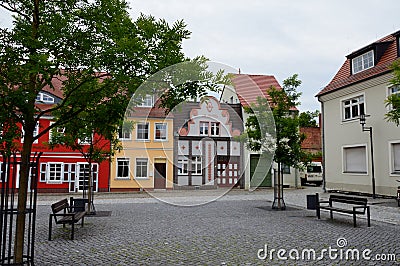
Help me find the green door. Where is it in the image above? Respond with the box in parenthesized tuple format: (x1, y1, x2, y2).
(250, 154, 272, 187)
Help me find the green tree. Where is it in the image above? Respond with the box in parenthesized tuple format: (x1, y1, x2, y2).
(243, 74, 309, 209)
(299, 110, 320, 127)
(0, 0, 191, 262)
(385, 59, 400, 126)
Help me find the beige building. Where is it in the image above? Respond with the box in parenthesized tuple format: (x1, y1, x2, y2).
(110, 100, 174, 191)
(317, 30, 400, 196)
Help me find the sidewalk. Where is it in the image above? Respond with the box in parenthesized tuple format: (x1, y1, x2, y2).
(37, 186, 400, 225)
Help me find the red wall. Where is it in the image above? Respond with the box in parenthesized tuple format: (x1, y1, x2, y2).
(1, 118, 110, 193)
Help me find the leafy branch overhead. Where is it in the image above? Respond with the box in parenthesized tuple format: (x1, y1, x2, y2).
(243, 74, 311, 169)
(0, 0, 195, 262)
(385, 60, 400, 126)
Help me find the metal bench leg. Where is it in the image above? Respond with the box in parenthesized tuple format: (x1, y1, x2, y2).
(330, 210, 333, 219)
(71, 223, 75, 240)
(353, 213, 357, 227)
(367, 207, 371, 227)
(81, 217, 84, 227)
(316, 207, 320, 219)
(48, 215, 53, 241)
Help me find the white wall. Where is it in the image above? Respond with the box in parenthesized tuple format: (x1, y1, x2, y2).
(320, 73, 399, 196)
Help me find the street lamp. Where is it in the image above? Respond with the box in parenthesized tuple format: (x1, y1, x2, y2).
(359, 114, 376, 198)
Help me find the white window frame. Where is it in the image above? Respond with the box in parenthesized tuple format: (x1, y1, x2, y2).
(352, 50, 374, 74)
(191, 156, 202, 175)
(116, 158, 130, 179)
(342, 144, 368, 175)
(63, 163, 76, 182)
(49, 121, 65, 142)
(135, 158, 148, 179)
(341, 94, 365, 122)
(118, 126, 131, 141)
(139, 94, 154, 107)
(136, 123, 149, 141)
(154, 123, 167, 141)
(210, 122, 220, 136)
(199, 122, 209, 136)
(21, 122, 39, 144)
(0, 162, 7, 183)
(78, 133, 93, 145)
(389, 141, 400, 176)
(387, 85, 400, 111)
(46, 162, 64, 183)
(36, 92, 55, 103)
(177, 156, 189, 175)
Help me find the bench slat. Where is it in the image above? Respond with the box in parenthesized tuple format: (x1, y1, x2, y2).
(51, 198, 69, 213)
(316, 193, 371, 227)
(49, 198, 86, 241)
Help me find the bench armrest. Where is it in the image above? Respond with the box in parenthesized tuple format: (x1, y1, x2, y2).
(353, 206, 368, 211)
(51, 213, 75, 217)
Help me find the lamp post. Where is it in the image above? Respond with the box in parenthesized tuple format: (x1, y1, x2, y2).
(359, 114, 376, 198)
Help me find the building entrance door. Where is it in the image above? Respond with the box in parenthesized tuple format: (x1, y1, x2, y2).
(154, 163, 166, 189)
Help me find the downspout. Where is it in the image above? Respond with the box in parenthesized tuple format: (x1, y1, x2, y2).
(319, 98, 326, 193)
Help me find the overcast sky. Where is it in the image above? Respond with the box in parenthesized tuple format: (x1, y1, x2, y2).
(1, 1, 399, 111)
(128, 0, 400, 111)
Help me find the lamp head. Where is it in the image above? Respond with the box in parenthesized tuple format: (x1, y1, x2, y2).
(359, 113, 366, 126)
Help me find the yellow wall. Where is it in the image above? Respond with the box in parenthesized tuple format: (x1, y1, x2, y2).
(110, 117, 174, 190)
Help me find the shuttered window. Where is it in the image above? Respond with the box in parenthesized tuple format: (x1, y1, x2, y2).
(392, 143, 400, 174)
(343, 146, 367, 174)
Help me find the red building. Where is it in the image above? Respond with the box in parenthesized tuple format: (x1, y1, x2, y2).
(0, 82, 110, 193)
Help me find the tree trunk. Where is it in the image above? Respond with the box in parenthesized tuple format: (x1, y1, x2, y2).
(14, 130, 34, 263)
(277, 162, 281, 209)
(87, 158, 92, 214)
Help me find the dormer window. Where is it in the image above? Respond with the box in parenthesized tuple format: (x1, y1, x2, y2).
(352, 50, 374, 74)
(139, 95, 154, 107)
(36, 92, 54, 103)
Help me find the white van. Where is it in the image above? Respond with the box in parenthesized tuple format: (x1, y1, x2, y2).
(300, 162, 323, 186)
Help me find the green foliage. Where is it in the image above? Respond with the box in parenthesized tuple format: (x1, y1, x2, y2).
(154, 56, 233, 113)
(385, 60, 400, 126)
(243, 74, 311, 170)
(299, 110, 320, 127)
(0, 0, 192, 262)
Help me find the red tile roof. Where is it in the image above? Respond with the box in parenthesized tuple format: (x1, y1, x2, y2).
(231, 74, 298, 111)
(231, 74, 281, 107)
(317, 30, 400, 97)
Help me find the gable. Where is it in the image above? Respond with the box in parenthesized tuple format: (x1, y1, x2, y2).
(317, 30, 400, 98)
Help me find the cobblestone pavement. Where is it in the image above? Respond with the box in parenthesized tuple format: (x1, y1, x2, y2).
(34, 187, 399, 265)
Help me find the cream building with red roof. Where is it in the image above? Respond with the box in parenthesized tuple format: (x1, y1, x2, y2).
(317, 30, 400, 196)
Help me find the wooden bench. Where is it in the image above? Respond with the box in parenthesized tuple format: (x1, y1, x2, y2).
(48, 198, 86, 240)
(316, 193, 370, 227)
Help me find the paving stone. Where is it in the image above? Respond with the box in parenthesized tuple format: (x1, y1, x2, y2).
(34, 187, 400, 265)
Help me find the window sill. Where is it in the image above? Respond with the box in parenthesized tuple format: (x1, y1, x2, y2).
(46, 181, 63, 184)
(134, 177, 149, 180)
(115, 177, 130, 180)
(343, 171, 368, 175)
(341, 118, 360, 124)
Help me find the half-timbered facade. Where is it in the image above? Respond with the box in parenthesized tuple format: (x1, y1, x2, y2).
(173, 97, 244, 188)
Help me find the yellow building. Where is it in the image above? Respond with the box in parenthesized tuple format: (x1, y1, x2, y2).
(110, 104, 174, 191)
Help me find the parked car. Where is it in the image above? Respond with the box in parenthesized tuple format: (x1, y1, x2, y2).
(300, 162, 323, 186)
